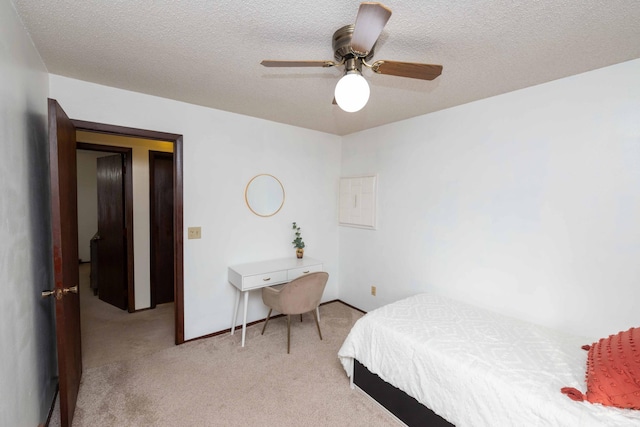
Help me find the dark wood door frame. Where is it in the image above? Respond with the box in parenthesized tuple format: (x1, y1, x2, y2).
(73, 120, 185, 345)
(77, 143, 134, 312)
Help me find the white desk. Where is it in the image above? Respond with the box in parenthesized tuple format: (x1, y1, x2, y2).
(228, 257, 323, 347)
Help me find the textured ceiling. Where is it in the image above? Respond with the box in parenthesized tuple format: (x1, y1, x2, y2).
(12, 0, 640, 136)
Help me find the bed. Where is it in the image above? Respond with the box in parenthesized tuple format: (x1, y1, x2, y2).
(338, 293, 640, 426)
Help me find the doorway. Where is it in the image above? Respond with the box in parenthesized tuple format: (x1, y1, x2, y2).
(49, 99, 185, 427)
(76, 138, 176, 366)
(73, 120, 185, 345)
(77, 143, 133, 311)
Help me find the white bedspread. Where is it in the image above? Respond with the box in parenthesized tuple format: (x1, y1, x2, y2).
(338, 293, 640, 427)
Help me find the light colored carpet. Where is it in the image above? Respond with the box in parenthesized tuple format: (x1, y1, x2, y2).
(49, 266, 400, 426)
(78, 263, 175, 369)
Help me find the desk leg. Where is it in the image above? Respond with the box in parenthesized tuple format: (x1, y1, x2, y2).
(231, 288, 241, 335)
(241, 290, 249, 347)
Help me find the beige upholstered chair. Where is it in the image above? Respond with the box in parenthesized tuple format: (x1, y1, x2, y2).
(261, 271, 329, 353)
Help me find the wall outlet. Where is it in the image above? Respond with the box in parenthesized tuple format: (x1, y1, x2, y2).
(188, 227, 201, 239)
(371, 285, 376, 296)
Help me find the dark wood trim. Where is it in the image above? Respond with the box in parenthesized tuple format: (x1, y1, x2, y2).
(72, 120, 181, 142)
(149, 150, 157, 309)
(77, 142, 131, 152)
(72, 120, 185, 344)
(77, 142, 135, 312)
(184, 313, 289, 343)
(173, 135, 184, 344)
(332, 299, 367, 314)
(183, 299, 365, 343)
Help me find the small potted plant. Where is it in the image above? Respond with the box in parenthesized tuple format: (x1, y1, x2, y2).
(291, 222, 305, 258)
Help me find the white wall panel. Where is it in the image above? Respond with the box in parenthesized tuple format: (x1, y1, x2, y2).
(339, 175, 376, 229)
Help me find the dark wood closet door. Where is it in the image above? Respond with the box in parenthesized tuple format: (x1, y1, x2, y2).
(150, 151, 174, 306)
(96, 154, 128, 310)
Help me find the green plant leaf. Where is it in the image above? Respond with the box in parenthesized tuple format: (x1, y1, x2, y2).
(291, 222, 304, 248)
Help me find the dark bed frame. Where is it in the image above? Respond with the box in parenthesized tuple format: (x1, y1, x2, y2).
(354, 359, 454, 427)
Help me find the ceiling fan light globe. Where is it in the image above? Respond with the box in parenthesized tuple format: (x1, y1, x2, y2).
(334, 72, 370, 112)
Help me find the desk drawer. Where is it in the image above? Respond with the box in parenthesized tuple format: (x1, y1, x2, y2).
(287, 264, 322, 281)
(243, 270, 288, 290)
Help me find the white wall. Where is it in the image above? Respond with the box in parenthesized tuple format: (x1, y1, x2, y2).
(49, 75, 342, 339)
(77, 150, 110, 262)
(0, 1, 56, 425)
(76, 134, 173, 309)
(340, 59, 640, 340)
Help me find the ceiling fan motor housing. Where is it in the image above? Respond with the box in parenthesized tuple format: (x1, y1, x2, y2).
(332, 24, 375, 63)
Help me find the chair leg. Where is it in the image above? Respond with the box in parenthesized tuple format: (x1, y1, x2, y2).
(287, 315, 291, 354)
(261, 309, 272, 335)
(312, 308, 323, 340)
(300, 314, 303, 322)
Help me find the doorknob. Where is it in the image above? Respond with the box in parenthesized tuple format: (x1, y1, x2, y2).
(63, 285, 78, 295)
(41, 289, 57, 298)
(42, 285, 78, 300)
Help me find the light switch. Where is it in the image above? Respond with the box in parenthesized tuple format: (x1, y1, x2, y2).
(188, 227, 201, 239)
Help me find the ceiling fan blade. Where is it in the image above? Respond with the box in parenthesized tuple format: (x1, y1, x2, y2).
(371, 60, 443, 80)
(350, 2, 392, 56)
(261, 60, 336, 68)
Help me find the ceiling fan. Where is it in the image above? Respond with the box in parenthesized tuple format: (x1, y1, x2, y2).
(261, 2, 443, 112)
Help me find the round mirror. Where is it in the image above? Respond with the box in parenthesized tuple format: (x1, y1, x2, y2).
(245, 174, 285, 217)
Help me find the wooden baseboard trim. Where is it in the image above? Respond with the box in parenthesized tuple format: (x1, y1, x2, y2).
(183, 299, 366, 344)
(332, 299, 367, 314)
